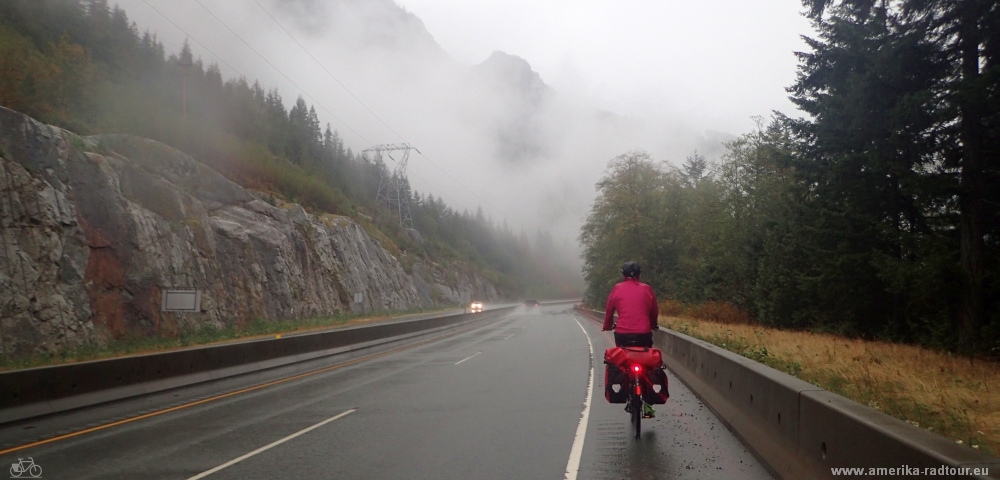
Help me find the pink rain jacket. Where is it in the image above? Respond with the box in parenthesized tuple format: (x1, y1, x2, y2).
(602, 279, 659, 334)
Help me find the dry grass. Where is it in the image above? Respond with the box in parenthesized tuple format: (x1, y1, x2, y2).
(659, 316, 999, 457)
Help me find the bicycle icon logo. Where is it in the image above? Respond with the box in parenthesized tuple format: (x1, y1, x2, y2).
(9, 458, 41, 478)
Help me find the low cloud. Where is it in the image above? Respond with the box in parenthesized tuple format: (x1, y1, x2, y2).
(113, 0, 745, 275)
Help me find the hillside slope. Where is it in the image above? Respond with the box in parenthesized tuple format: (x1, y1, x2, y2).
(0, 107, 497, 357)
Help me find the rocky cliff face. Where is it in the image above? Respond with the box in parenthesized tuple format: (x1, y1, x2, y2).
(0, 108, 498, 357)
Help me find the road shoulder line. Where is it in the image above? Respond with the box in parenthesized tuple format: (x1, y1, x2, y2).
(564, 315, 595, 480)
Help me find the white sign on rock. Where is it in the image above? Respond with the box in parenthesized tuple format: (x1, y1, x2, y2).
(162, 289, 201, 312)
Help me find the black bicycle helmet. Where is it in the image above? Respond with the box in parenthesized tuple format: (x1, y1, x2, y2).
(621, 261, 641, 279)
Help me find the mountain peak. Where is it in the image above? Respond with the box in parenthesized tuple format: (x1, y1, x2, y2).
(475, 51, 550, 100)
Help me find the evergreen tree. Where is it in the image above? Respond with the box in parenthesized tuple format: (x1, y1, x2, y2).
(681, 150, 708, 187)
(798, 0, 1000, 350)
(0, 0, 581, 301)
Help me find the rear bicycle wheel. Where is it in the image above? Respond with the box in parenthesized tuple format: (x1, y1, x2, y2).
(631, 396, 641, 439)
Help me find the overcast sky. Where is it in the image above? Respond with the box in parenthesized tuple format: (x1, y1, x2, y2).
(113, 0, 816, 145)
(393, 0, 815, 133)
(110, 0, 817, 266)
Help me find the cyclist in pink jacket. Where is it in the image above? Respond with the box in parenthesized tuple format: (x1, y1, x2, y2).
(602, 261, 659, 348)
(602, 261, 659, 418)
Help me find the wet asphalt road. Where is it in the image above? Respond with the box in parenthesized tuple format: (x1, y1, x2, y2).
(0, 304, 771, 479)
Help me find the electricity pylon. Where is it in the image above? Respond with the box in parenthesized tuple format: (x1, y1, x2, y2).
(361, 143, 420, 229)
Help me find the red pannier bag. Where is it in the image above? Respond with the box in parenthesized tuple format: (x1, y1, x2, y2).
(604, 363, 629, 403)
(604, 346, 662, 369)
(641, 368, 669, 404)
(603, 346, 669, 404)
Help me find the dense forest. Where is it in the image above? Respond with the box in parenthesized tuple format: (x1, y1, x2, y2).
(583, 0, 999, 354)
(0, 0, 580, 299)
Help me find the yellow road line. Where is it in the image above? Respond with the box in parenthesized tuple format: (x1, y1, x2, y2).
(0, 323, 481, 456)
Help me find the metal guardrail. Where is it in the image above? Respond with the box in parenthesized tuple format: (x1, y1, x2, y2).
(574, 306, 999, 480)
(0, 307, 516, 425)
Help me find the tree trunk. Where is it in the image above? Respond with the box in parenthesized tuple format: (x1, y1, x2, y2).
(958, 2, 987, 351)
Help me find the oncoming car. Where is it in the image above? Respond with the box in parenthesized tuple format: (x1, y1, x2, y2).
(470, 301, 483, 313)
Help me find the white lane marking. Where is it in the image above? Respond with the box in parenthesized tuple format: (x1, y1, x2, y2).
(187, 409, 355, 480)
(503, 333, 515, 340)
(455, 351, 482, 365)
(565, 316, 595, 480)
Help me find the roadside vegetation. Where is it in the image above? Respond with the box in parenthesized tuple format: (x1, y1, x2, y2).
(579, 0, 1000, 458)
(0, 0, 580, 300)
(0, 306, 455, 373)
(658, 313, 998, 458)
(582, 0, 1000, 355)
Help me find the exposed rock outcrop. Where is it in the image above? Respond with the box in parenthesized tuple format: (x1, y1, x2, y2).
(0, 108, 499, 357)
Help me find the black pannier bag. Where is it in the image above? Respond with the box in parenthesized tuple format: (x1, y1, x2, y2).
(604, 363, 629, 403)
(641, 367, 669, 404)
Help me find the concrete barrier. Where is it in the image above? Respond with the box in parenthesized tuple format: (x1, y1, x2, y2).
(574, 306, 1000, 479)
(0, 307, 515, 425)
(539, 299, 582, 305)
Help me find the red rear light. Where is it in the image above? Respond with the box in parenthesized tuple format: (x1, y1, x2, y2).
(636, 384, 642, 395)
(632, 365, 641, 373)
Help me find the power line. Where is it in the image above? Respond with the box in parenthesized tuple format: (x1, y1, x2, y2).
(189, 0, 372, 148)
(189, 1, 492, 221)
(142, 1, 371, 148)
(143, 0, 510, 228)
(140, 1, 247, 80)
(247, 0, 521, 229)
(249, 0, 399, 145)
